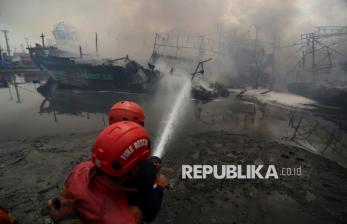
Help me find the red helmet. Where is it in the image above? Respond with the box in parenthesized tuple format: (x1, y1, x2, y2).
(108, 101, 145, 126)
(92, 121, 150, 176)
(0, 207, 13, 224)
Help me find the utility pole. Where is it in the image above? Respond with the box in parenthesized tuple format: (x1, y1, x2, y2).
(2, 30, 11, 61)
(95, 32, 98, 57)
(40, 33, 45, 48)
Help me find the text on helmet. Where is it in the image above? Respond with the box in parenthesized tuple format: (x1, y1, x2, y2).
(120, 139, 148, 161)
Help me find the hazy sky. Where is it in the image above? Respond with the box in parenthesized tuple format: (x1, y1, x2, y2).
(1, 0, 346, 61)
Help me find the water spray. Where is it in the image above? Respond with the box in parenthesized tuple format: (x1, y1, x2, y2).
(152, 58, 212, 158)
(152, 78, 191, 158)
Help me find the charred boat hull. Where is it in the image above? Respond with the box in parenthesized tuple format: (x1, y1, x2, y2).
(28, 46, 159, 92)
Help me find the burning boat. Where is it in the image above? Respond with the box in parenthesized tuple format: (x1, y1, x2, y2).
(28, 23, 160, 92)
(28, 44, 160, 92)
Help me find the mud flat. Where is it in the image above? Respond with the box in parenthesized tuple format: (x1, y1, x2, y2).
(0, 129, 346, 223)
(155, 131, 347, 224)
(0, 132, 97, 223)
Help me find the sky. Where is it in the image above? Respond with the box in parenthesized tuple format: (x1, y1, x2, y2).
(0, 0, 347, 62)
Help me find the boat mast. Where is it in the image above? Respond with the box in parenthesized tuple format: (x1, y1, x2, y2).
(152, 33, 159, 56)
(0, 43, 2, 64)
(79, 45, 83, 59)
(40, 33, 46, 48)
(95, 32, 98, 57)
(1, 30, 11, 61)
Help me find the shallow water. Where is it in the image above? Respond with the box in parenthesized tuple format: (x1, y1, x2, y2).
(0, 72, 347, 167)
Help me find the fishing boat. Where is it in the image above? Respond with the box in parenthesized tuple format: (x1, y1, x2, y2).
(28, 44, 160, 92)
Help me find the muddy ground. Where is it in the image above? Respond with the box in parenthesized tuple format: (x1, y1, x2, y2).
(0, 129, 346, 224)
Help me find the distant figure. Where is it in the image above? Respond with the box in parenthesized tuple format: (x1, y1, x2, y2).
(148, 63, 155, 71)
(170, 67, 174, 74)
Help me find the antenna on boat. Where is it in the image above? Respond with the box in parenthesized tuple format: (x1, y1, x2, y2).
(95, 32, 99, 57)
(40, 33, 46, 48)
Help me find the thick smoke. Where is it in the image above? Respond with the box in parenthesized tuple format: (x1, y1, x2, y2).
(1, 0, 347, 64)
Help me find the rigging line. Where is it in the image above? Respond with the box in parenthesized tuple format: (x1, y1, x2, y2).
(284, 47, 316, 75)
(315, 39, 346, 57)
(276, 45, 305, 65)
(312, 37, 347, 52)
(285, 58, 303, 76)
(279, 42, 304, 49)
(314, 51, 333, 65)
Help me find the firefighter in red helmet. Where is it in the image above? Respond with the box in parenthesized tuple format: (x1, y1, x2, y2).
(0, 207, 15, 224)
(48, 122, 168, 224)
(108, 101, 145, 126)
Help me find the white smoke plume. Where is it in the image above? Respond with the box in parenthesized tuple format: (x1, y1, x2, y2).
(0, 0, 346, 64)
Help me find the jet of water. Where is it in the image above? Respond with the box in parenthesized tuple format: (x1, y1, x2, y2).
(153, 77, 191, 158)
